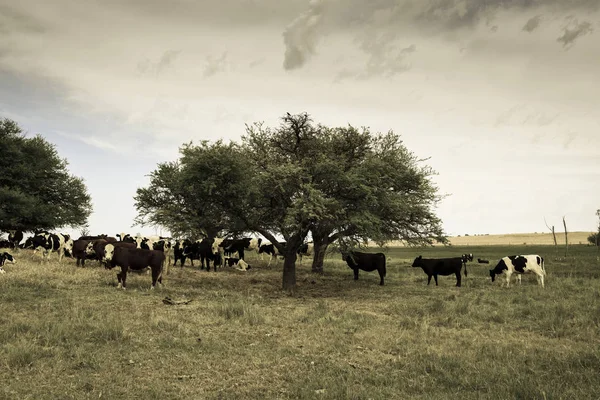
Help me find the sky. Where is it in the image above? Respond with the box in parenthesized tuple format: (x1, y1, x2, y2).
(1, 0, 599, 238)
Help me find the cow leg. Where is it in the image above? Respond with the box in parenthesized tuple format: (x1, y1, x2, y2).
(353, 268, 359, 281)
(151, 266, 162, 289)
(433, 274, 439, 286)
(378, 270, 384, 286)
(516, 274, 522, 285)
(427, 275, 432, 285)
(455, 272, 461, 287)
(117, 266, 129, 289)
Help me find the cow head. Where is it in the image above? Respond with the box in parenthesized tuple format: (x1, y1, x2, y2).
(1, 252, 16, 267)
(63, 239, 74, 256)
(103, 244, 115, 267)
(411, 255, 423, 268)
(211, 237, 224, 255)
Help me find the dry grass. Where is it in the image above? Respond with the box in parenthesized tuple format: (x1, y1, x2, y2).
(1, 245, 599, 399)
(380, 231, 593, 247)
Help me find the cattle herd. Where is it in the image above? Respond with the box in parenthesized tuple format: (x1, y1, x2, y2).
(0, 229, 547, 289)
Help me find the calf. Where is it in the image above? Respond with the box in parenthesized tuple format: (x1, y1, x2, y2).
(102, 244, 166, 289)
(213, 237, 262, 265)
(224, 257, 252, 271)
(342, 251, 386, 286)
(0, 252, 16, 273)
(412, 255, 467, 287)
(489, 254, 546, 288)
(478, 258, 490, 264)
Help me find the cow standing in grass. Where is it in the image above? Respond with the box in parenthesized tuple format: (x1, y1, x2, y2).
(412, 255, 467, 287)
(489, 254, 546, 288)
(102, 244, 165, 289)
(342, 251, 386, 286)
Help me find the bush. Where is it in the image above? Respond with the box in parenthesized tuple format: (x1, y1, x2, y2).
(588, 232, 599, 246)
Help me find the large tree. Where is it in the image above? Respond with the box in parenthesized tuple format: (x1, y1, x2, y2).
(135, 113, 446, 291)
(0, 118, 92, 232)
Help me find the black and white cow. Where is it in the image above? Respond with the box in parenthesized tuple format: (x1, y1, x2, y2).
(342, 251, 386, 285)
(411, 255, 467, 287)
(31, 232, 73, 262)
(0, 252, 16, 273)
(212, 237, 262, 266)
(297, 242, 314, 263)
(224, 257, 252, 271)
(173, 239, 191, 266)
(102, 244, 165, 290)
(258, 242, 286, 267)
(0, 240, 13, 249)
(489, 254, 546, 288)
(181, 239, 214, 271)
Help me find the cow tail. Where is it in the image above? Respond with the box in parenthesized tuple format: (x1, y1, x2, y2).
(541, 256, 546, 276)
(464, 263, 468, 277)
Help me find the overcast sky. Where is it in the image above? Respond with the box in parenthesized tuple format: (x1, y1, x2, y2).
(1, 0, 599, 238)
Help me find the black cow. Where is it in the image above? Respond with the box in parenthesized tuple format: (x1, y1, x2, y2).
(478, 258, 490, 264)
(297, 243, 314, 263)
(102, 244, 166, 289)
(79, 235, 108, 241)
(412, 255, 467, 287)
(87, 239, 136, 263)
(116, 233, 135, 243)
(8, 230, 24, 249)
(0, 240, 13, 249)
(183, 239, 220, 271)
(20, 236, 34, 249)
(173, 239, 191, 266)
(72, 239, 92, 267)
(342, 251, 387, 286)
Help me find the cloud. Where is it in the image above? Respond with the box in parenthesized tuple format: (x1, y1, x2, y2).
(280, 0, 600, 71)
(522, 15, 542, 32)
(282, 0, 325, 70)
(557, 17, 594, 49)
(136, 50, 182, 77)
(203, 52, 228, 78)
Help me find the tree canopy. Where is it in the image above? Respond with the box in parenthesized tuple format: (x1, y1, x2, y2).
(135, 112, 446, 291)
(0, 118, 92, 232)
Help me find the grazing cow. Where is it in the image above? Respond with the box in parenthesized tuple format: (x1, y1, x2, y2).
(478, 258, 490, 264)
(31, 232, 73, 262)
(489, 254, 546, 288)
(173, 239, 191, 266)
(102, 244, 166, 289)
(342, 251, 386, 285)
(297, 242, 314, 263)
(224, 257, 251, 271)
(412, 255, 467, 287)
(8, 230, 24, 249)
(183, 239, 220, 271)
(258, 242, 286, 267)
(0, 252, 16, 273)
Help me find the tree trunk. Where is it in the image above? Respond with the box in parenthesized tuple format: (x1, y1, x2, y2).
(282, 251, 297, 294)
(311, 240, 328, 273)
(563, 216, 569, 258)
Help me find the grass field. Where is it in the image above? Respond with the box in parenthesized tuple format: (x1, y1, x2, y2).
(1, 244, 599, 399)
